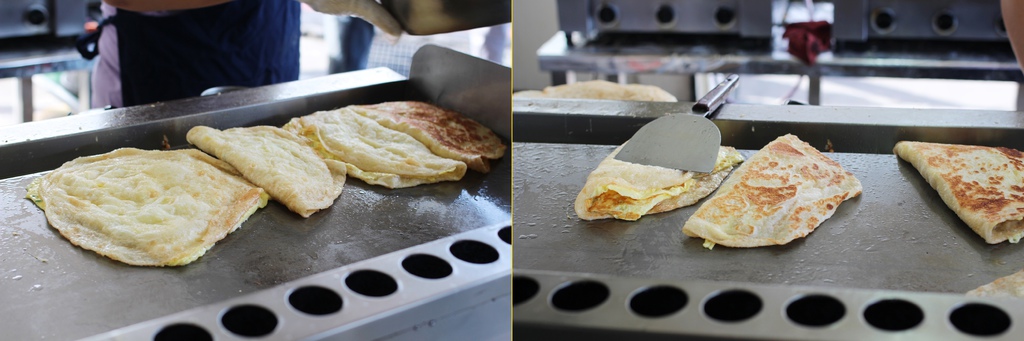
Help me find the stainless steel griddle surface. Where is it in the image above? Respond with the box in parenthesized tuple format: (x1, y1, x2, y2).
(512, 142, 1024, 295)
(0, 151, 509, 340)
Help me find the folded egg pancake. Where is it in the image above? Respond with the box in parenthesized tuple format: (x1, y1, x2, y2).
(186, 126, 345, 218)
(683, 134, 862, 249)
(574, 145, 744, 221)
(25, 148, 268, 266)
(512, 80, 677, 102)
(967, 269, 1024, 298)
(894, 141, 1024, 244)
(349, 101, 506, 173)
(283, 108, 468, 189)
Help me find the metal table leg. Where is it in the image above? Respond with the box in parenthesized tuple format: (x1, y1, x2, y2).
(18, 76, 32, 122)
(808, 75, 821, 105)
(1017, 82, 1024, 112)
(78, 70, 91, 113)
(551, 71, 567, 85)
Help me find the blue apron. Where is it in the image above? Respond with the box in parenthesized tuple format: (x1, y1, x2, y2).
(113, 0, 300, 107)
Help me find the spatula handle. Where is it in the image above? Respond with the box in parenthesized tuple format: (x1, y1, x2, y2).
(693, 74, 740, 118)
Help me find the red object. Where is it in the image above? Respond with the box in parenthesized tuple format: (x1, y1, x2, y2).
(783, 21, 832, 65)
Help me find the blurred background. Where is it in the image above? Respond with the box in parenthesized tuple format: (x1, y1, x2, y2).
(0, 4, 510, 127)
(514, 0, 1020, 110)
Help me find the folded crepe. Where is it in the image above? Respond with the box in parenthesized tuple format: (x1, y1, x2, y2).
(25, 148, 268, 266)
(513, 80, 678, 102)
(186, 125, 346, 218)
(683, 134, 862, 249)
(574, 145, 744, 221)
(284, 108, 467, 189)
(349, 101, 506, 173)
(967, 269, 1024, 298)
(894, 141, 1024, 244)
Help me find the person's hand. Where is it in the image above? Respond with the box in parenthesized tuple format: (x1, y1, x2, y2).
(301, 0, 403, 37)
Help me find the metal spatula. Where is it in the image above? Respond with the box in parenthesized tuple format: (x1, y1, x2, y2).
(613, 74, 740, 173)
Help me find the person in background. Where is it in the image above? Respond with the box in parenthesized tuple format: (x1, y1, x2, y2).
(326, 16, 375, 73)
(88, 0, 301, 109)
(469, 23, 510, 65)
(1003, 0, 1024, 73)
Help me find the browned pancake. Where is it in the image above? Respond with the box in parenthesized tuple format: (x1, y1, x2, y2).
(967, 269, 1024, 298)
(350, 101, 506, 173)
(894, 141, 1024, 244)
(683, 134, 863, 248)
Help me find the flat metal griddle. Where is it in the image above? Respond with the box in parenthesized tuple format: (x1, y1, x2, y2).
(0, 46, 510, 340)
(512, 98, 1024, 295)
(513, 143, 1023, 294)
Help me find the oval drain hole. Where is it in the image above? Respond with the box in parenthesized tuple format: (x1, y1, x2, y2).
(513, 276, 541, 305)
(551, 280, 609, 312)
(289, 286, 343, 316)
(153, 323, 212, 341)
(863, 299, 924, 331)
(703, 290, 762, 322)
(402, 253, 453, 279)
(786, 295, 846, 327)
(498, 226, 512, 245)
(221, 305, 278, 337)
(346, 270, 398, 297)
(950, 303, 1011, 336)
(450, 240, 499, 264)
(629, 285, 688, 318)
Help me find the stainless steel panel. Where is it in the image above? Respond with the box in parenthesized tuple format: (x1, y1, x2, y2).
(834, 0, 1008, 42)
(409, 45, 511, 139)
(864, 0, 1005, 41)
(0, 0, 49, 39)
(513, 98, 1024, 150)
(0, 38, 93, 79)
(83, 225, 511, 341)
(557, 0, 591, 34)
(53, 0, 86, 37)
(555, 0, 772, 38)
(514, 269, 1024, 341)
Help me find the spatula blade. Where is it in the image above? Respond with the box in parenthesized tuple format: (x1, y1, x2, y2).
(613, 114, 721, 173)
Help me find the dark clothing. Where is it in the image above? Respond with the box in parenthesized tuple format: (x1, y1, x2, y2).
(115, 0, 300, 106)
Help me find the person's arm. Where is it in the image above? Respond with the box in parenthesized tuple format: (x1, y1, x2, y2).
(103, 0, 233, 12)
(1003, 0, 1024, 71)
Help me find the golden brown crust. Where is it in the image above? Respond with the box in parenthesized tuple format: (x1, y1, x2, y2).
(967, 269, 1024, 298)
(350, 101, 506, 173)
(894, 141, 1024, 244)
(283, 108, 467, 188)
(682, 134, 863, 247)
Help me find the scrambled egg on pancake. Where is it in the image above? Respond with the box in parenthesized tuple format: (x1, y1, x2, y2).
(575, 146, 744, 221)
